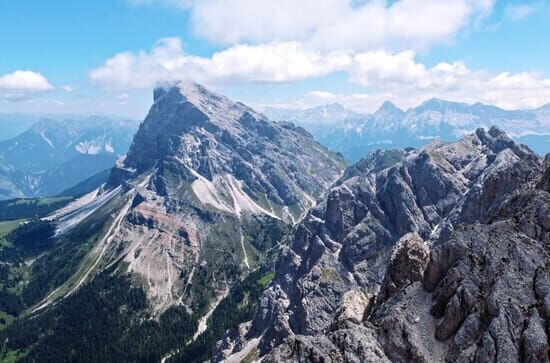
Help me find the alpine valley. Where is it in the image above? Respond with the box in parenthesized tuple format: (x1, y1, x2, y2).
(0, 83, 548, 363)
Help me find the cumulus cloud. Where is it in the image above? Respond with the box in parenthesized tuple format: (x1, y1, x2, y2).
(90, 38, 472, 89)
(90, 38, 349, 87)
(0, 70, 54, 100)
(130, 0, 494, 51)
(348, 50, 475, 92)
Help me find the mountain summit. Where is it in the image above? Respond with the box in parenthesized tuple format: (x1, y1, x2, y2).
(375, 100, 403, 115)
(112, 82, 345, 220)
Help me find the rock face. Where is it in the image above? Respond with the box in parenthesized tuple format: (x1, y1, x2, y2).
(119, 83, 343, 216)
(216, 127, 550, 363)
(42, 82, 345, 315)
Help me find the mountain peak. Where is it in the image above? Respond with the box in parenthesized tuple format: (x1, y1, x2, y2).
(419, 97, 445, 108)
(473, 126, 534, 157)
(323, 102, 346, 111)
(413, 97, 474, 114)
(375, 100, 403, 114)
(153, 81, 221, 106)
(475, 126, 509, 141)
(150, 82, 264, 132)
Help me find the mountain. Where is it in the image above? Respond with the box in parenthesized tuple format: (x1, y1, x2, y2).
(56, 168, 112, 198)
(216, 127, 550, 362)
(0, 114, 40, 141)
(0, 116, 138, 199)
(264, 100, 550, 161)
(0, 82, 345, 362)
(263, 103, 357, 125)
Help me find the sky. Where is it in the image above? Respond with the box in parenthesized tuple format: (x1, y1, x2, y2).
(0, 0, 549, 119)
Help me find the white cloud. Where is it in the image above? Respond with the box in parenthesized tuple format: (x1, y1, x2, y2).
(131, 0, 494, 51)
(90, 38, 349, 87)
(304, 69, 550, 112)
(348, 50, 474, 92)
(504, 3, 536, 21)
(0, 70, 54, 100)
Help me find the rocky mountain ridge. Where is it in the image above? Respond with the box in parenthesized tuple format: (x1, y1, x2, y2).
(264, 99, 550, 161)
(216, 127, 550, 362)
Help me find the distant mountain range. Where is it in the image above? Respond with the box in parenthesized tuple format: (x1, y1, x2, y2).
(264, 99, 550, 161)
(0, 116, 139, 199)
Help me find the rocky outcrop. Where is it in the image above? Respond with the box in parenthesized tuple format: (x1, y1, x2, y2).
(216, 128, 550, 362)
(377, 233, 429, 302)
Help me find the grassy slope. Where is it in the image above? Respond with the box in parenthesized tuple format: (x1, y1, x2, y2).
(0, 220, 25, 241)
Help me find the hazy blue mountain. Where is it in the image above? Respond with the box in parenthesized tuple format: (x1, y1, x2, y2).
(0, 113, 126, 141)
(0, 114, 39, 141)
(264, 99, 550, 161)
(56, 168, 111, 197)
(0, 116, 138, 199)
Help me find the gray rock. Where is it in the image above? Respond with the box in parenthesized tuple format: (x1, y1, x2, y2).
(216, 128, 550, 363)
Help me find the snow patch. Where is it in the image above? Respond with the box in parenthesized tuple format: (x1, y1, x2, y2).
(48, 188, 100, 220)
(430, 223, 441, 237)
(187, 163, 280, 219)
(239, 229, 250, 270)
(75, 141, 102, 154)
(104, 142, 114, 153)
(40, 131, 54, 148)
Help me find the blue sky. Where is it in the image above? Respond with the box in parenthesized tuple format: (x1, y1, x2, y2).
(0, 0, 549, 118)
